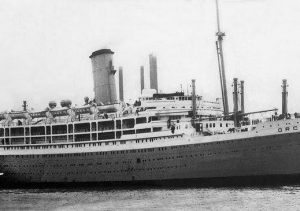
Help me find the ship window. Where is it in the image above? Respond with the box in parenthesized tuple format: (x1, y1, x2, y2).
(213, 123, 215, 127)
(220, 123, 222, 127)
(137, 128, 151, 134)
(136, 117, 147, 124)
(145, 107, 156, 109)
(150, 116, 159, 121)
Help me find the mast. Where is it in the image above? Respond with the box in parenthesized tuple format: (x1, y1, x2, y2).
(233, 78, 239, 127)
(22, 101, 27, 112)
(240, 80, 245, 114)
(191, 79, 197, 127)
(119, 67, 124, 102)
(140, 66, 145, 94)
(282, 79, 288, 118)
(215, 0, 229, 116)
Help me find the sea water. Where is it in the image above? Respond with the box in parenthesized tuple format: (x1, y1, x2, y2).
(1, 185, 300, 210)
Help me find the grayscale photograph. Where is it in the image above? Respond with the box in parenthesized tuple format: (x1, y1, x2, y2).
(1, 0, 300, 210)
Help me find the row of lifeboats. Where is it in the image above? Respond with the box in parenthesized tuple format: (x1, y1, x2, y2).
(0, 103, 120, 122)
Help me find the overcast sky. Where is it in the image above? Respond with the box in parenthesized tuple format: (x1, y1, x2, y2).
(0, 0, 300, 114)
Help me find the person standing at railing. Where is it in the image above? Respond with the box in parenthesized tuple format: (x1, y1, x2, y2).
(171, 123, 175, 134)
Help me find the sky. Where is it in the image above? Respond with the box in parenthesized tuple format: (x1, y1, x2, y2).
(0, 0, 300, 115)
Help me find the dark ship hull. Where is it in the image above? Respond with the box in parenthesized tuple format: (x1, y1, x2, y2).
(1, 120, 300, 186)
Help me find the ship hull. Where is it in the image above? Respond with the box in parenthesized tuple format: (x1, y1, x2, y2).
(2, 174, 300, 188)
(1, 130, 300, 185)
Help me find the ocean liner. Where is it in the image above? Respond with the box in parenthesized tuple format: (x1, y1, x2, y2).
(1, 0, 300, 185)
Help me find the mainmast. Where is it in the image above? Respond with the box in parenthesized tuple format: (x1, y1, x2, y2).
(233, 78, 239, 127)
(215, 0, 229, 116)
(282, 79, 288, 118)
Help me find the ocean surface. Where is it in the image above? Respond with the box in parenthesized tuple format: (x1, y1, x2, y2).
(1, 185, 300, 210)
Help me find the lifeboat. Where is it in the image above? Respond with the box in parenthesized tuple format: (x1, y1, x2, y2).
(60, 99, 72, 108)
(98, 104, 119, 113)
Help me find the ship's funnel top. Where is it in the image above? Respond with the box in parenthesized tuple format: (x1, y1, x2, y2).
(90, 48, 117, 105)
(149, 54, 158, 93)
(89, 49, 114, 58)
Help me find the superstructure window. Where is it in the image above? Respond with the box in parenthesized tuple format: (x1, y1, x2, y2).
(31, 126, 45, 136)
(98, 120, 114, 131)
(11, 127, 24, 136)
(123, 130, 135, 135)
(75, 123, 90, 133)
(52, 124, 67, 134)
(136, 128, 151, 134)
(136, 117, 147, 124)
(0, 128, 4, 137)
(122, 119, 134, 129)
(149, 116, 159, 122)
(145, 107, 156, 109)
